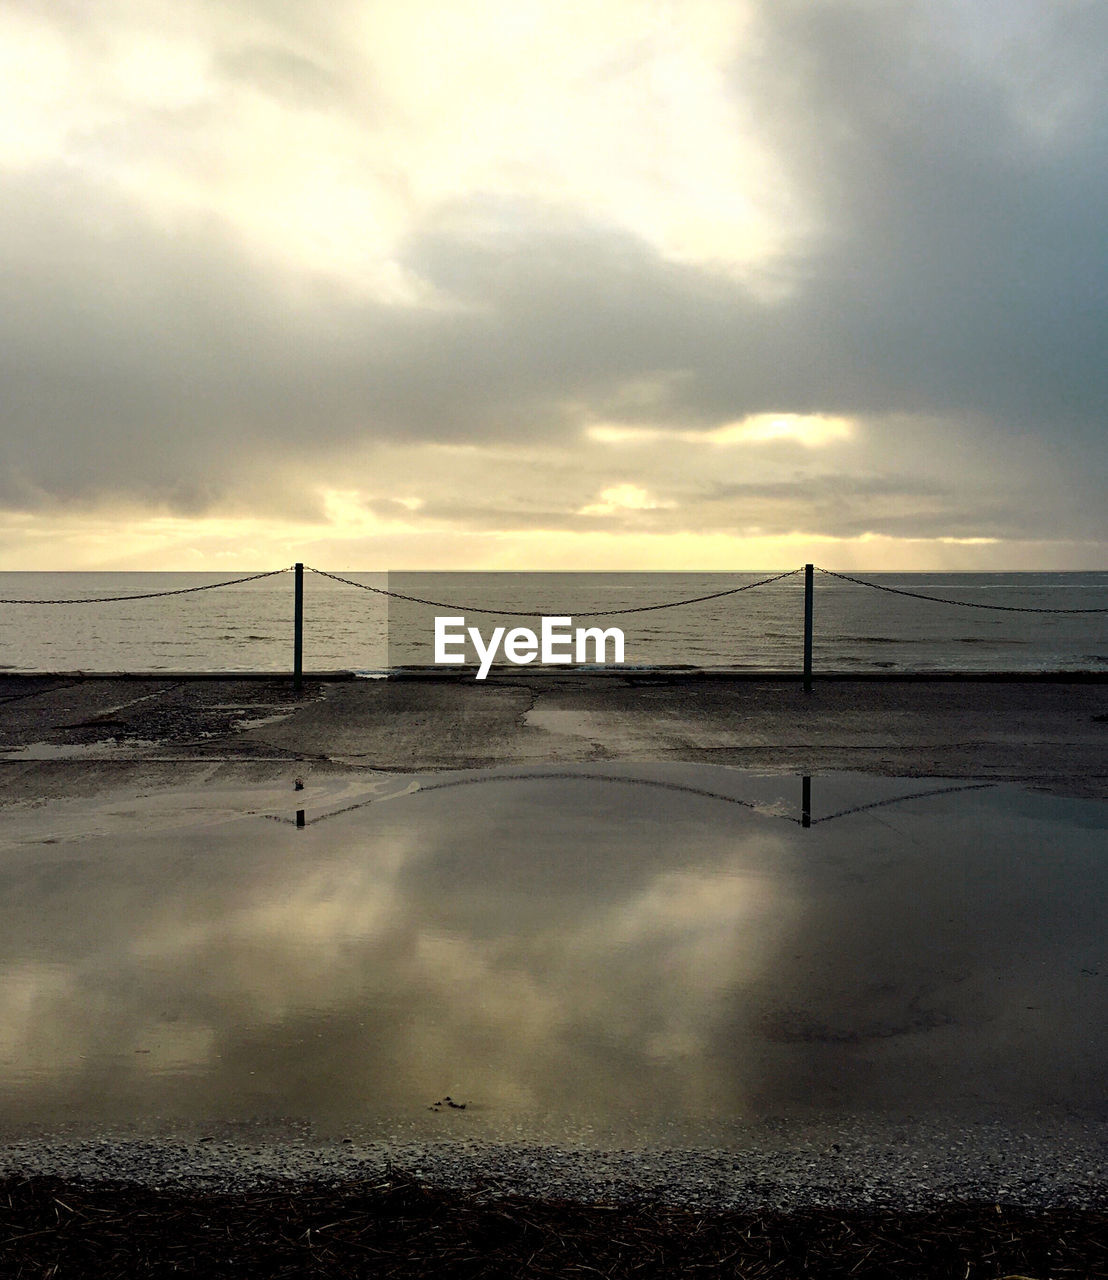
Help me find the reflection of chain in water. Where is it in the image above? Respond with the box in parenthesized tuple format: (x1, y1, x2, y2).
(263, 770, 771, 825)
(810, 780, 997, 825)
(415, 770, 768, 813)
(301, 783, 421, 825)
(263, 772, 999, 829)
(261, 781, 420, 826)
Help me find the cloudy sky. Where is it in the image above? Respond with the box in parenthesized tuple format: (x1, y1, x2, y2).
(2, 0, 1105, 570)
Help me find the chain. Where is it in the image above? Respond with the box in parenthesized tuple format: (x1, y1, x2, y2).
(816, 567, 1108, 613)
(0, 567, 292, 605)
(305, 566, 803, 616)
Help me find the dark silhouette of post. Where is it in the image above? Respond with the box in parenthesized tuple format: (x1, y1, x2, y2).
(294, 562, 304, 691)
(296, 808, 305, 828)
(803, 563, 814, 693)
(801, 774, 811, 828)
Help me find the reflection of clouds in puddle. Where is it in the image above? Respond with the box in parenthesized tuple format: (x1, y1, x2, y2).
(0, 773, 1104, 1134)
(142, 872, 407, 963)
(0, 783, 795, 1126)
(0, 960, 214, 1086)
(555, 857, 793, 1108)
(136, 1024, 218, 1073)
(0, 962, 84, 1074)
(593, 855, 788, 955)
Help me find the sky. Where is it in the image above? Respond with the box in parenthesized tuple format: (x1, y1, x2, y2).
(1, 0, 1105, 570)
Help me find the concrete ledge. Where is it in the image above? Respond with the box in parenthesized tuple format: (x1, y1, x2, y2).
(388, 667, 1108, 684)
(2, 668, 1107, 683)
(0, 670, 359, 682)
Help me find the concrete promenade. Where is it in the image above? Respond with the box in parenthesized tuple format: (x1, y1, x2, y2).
(1, 671, 1106, 800)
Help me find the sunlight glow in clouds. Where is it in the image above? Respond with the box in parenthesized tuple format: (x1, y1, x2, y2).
(587, 415, 855, 448)
(0, 0, 793, 301)
(0, 1, 1104, 569)
(578, 484, 677, 516)
(1, 504, 1067, 575)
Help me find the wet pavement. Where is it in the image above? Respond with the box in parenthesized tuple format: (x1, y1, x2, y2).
(1, 675, 1105, 1205)
(1, 673, 1107, 803)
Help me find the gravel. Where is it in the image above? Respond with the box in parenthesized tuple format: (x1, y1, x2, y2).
(5, 1115, 1105, 1211)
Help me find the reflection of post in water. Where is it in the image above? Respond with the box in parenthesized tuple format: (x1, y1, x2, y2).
(801, 775, 811, 828)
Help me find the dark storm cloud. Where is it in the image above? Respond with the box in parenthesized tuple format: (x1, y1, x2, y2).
(733, 0, 1108, 435)
(1, 0, 1105, 547)
(0, 178, 748, 510)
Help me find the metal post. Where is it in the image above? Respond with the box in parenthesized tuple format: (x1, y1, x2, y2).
(294, 562, 304, 691)
(801, 775, 811, 828)
(803, 563, 814, 694)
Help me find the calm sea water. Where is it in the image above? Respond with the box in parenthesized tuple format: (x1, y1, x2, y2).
(0, 570, 1105, 673)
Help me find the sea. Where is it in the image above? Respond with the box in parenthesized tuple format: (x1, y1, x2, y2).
(0, 570, 1105, 674)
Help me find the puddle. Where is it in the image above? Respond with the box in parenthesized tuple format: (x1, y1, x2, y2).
(0, 765, 1103, 1147)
